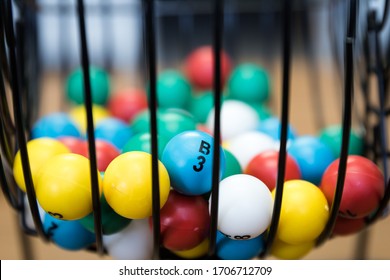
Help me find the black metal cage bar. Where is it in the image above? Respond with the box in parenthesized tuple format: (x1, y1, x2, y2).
(0, 0, 389, 260)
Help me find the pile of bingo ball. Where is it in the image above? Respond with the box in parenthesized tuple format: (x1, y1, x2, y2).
(14, 45, 386, 260)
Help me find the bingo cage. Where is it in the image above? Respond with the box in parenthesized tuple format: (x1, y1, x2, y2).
(1, 0, 390, 260)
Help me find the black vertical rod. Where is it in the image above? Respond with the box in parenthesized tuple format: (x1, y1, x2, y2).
(208, 0, 223, 258)
(2, 0, 47, 241)
(261, 0, 291, 257)
(366, 16, 390, 224)
(316, 0, 356, 246)
(76, 0, 104, 255)
(144, 0, 161, 260)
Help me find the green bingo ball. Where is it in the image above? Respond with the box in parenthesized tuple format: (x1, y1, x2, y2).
(132, 109, 197, 141)
(79, 193, 131, 235)
(222, 149, 242, 179)
(319, 125, 364, 158)
(247, 103, 273, 121)
(157, 70, 191, 109)
(189, 91, 227, 124)
(227, 64, 270, 103)
(122, 132, 169, 159)
(66, 66, 110, 106)
(153, 70, 192, 110)
(189, 91, 214, 124)
(131, 110, 149, 133)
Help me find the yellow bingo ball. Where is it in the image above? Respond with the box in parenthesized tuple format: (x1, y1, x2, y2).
(36, 153, 102, 220)
(271, 238, 314, 260)
(272, 180, 329, 245)
(69, 104, 110, 133)
(172, 238, 209, 259)
(103, 151, 170, 219)
(13, 138, 70, 192)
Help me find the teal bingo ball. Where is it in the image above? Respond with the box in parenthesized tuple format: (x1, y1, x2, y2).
(43, 213, 95, 251)
(79, 193, 131, 235)
(162, 130, 226, 195)
(216, 231, 265, 260)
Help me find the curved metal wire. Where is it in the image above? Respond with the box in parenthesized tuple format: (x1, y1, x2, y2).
(316, 0, 357, 246)
(1, 0, 48, 241)
(261, 0, 291, 257)
(143, 0, 162, 260)
(76, 0, 104, 255)
(208, 0, 223, 259)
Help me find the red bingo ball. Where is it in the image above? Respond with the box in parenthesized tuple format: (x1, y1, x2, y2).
(79, 139, 120, 172)
(108, 89, 148, 123)
(58, 136, 86, 155)
(320, 155, 385, 218)
(332, 216, 366, 236)
(152, 190, 210, 251)
(245, 150, 301, 191)
(185, 46, 232, 90)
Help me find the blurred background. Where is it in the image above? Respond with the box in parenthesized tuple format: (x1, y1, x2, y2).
(1, 0, 390, 259)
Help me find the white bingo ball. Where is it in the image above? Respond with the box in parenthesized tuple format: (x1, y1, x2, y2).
(211, 174, 273, 240)
(206, 100, 259, 141)
(227, 131, 276, 170)
(103, 219, 153, 260)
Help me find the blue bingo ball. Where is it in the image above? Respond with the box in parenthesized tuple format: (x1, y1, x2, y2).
(43, 213, 96, 251)
(257, 117, 296, 141)
(216, 231, 265, 260)
(94, 117, 133, 150)
(162, 130, 225, 195)
(288, 136, 335, 185)
(32, 113, 81, 139)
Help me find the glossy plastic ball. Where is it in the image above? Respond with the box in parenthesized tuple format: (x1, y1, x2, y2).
(79, 139, 120, 172)
(32, 112, 81, 139)
(13, 138, 70, 192)
(58, 136, 86, 154)
(69, 104, 110, 133)
(79, 193, 131, 235)
(155, 70, 192, 109)
(320, 155, 385, 218)
(103, 151, 170, 219)
(103, 219, 153, 260)
(94, 117, 133, 150)
(271, 238, 314, 260)
(43, 213, 96, 251)
(132, 108, 197, 141)
(66, 66, 110, 106)
(154, 190, 210, 251)
(227, 63, 270, 103)
(221, 148, 242, 180)
(213, 174, 273, 240)
(257, 117, 296, 141)
(185, 45, 232, 90)
(248, 103, 273, 121)
(245, 150, 301, 191)
(171, 238, 209, 259)
(36, 153, 102, 220)
(319, 124, 364, 158)
(216, 231, 265, 260)
(273, 180, 329, 244)
(216, 231, 264, 260)
(332, 216, 366, 236)
(121, 132, 169, 159)
(107, 88, 148, 123)
(227, 131, 276, 170)
(288, 136, 335, 185)
(206, 100, 260, 141)
(189, 91, 215, 124)
(161, 130, 225, 195)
